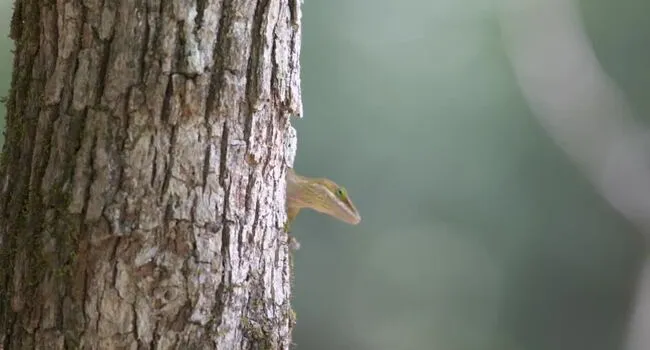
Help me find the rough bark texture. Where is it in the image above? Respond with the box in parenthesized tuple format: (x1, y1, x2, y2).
(0, 0, 302, 348)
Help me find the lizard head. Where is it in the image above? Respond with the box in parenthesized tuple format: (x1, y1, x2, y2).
(311, 178, 361, 225)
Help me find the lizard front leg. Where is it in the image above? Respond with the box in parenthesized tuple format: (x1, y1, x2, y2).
(284, 205, 301, 250)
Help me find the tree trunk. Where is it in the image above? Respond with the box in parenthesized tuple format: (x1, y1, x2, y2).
(0, 0, 302, 348)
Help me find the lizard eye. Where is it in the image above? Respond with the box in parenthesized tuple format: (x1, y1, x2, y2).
(336, 187, 347, 199)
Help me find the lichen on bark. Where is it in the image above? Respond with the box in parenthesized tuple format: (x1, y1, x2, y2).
(0, 0, 302, 348)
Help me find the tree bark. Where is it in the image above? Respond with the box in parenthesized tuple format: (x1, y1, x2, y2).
(0, 0, 302, 348)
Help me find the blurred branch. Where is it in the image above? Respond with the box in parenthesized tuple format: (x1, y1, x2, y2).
(498, 0, 650, 348)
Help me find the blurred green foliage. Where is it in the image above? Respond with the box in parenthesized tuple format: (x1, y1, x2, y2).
(1, 0, 648, 349)
(292, 1, 647, 349)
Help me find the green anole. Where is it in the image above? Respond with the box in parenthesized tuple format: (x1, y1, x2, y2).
(284, 168, 361, 233)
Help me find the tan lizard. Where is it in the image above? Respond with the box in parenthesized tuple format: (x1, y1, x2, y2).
(284, 168, 361, 233)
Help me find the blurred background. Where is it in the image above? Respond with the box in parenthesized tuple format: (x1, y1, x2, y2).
(2, 0, 650, 349)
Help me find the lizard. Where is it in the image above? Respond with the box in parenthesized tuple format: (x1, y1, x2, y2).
(284, 167, 361, 233)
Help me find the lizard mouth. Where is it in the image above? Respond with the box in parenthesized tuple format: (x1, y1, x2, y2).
(347, 214, 361, 225)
